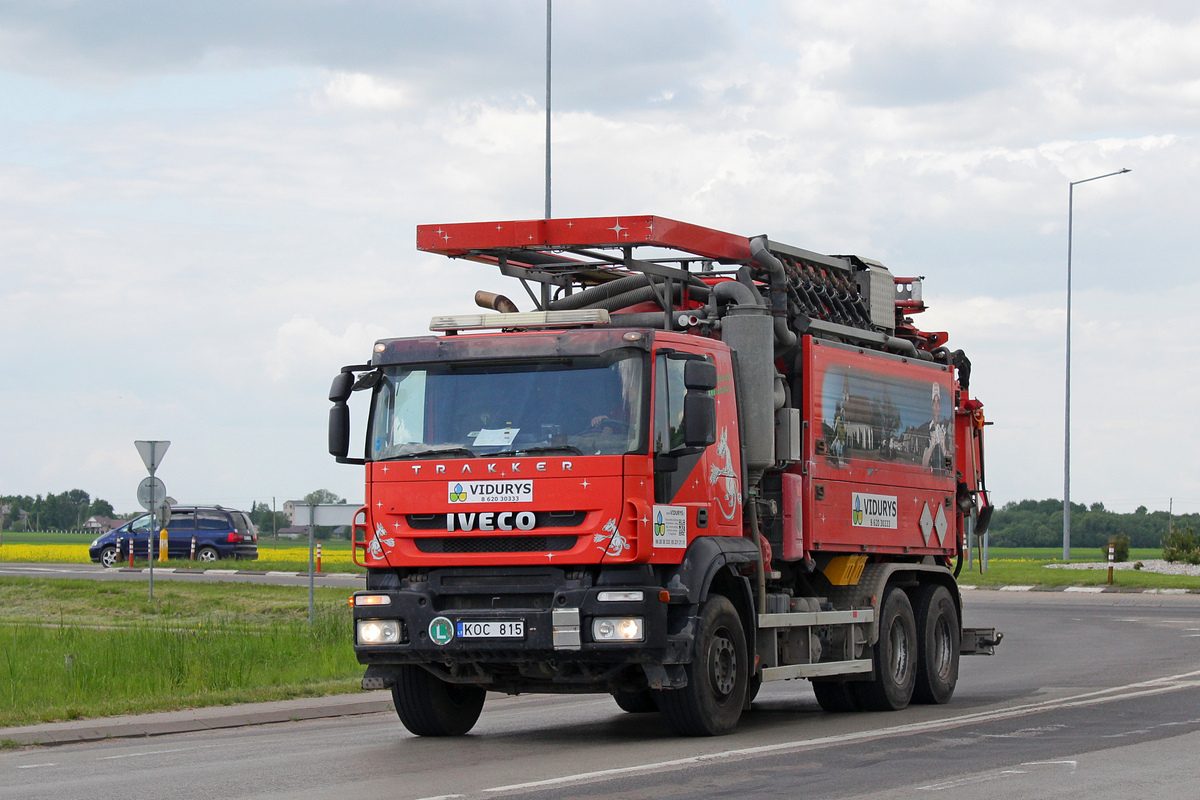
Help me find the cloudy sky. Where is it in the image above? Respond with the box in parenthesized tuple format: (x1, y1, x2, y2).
(2, 0, 1198, 516)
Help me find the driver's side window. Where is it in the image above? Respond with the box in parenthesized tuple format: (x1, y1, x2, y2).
(653, 354, 688, 454)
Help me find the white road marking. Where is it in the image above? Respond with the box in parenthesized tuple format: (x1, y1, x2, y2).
(97, 747, 196, 761)
(16, 763, 56, 769)
(919, 761, 1077, 791)
(478, 668, 1200, 796)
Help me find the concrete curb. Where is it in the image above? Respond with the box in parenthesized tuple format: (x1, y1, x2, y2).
(0, 692, 394, 747)
(959, 585, 1195, 594)
(114, 568, 361, 579)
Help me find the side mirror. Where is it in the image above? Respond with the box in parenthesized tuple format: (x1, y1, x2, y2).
(683, 392, 716, 448)
(684, 360, 717, 391)
(329, 372, 354, 403)
(329, 404, 350, 459)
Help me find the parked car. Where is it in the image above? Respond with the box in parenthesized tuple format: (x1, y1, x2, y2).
(89, 506, 259, 567)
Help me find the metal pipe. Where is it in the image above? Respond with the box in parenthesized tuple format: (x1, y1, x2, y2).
(474, 291, 519, 314)
(749, 237, 797, 350)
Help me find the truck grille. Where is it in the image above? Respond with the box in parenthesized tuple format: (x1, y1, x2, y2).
(406, 511, 586, 530)
(414, 535, 578, 554)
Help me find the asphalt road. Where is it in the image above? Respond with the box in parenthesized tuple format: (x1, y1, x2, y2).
(4, 591, 1199, 800)
(0, 561, 363, 588)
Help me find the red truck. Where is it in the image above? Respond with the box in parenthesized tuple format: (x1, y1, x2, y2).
(329, 215, 999, 737)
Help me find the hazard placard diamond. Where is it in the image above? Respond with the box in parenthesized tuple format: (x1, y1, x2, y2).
(919, 502, 933, 546)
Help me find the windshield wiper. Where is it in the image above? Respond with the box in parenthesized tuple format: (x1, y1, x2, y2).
(378, 446, 476, 461)
(490, 445, 583, 457)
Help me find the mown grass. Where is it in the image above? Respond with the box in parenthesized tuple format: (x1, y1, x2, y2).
(0, 578, 362, 728)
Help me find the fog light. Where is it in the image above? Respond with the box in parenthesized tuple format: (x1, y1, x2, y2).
(357, 619, 401, 645)
(597, 590, 643, 603)
(591, 617, 644, 642)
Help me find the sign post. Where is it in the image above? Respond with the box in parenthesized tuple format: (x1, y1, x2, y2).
(290, 503, 359, 624)
(135, 440, 170, 600)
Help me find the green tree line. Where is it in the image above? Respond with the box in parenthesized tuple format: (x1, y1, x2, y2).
(988, 499, 1195, 548)
(1, 490, 117, 530)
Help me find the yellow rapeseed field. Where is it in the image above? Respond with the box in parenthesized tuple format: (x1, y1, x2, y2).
(0, 542, 359, 567)
(0, 543, 92, 563)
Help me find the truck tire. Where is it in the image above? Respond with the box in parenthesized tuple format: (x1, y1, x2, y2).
(392, 665, 486, 736)
(912, 584, 960, 704)
(612, 690, 658, 713)
(657, 595, 747, 736)
(853, 586, 917, 711)
(812, 680, 860, 713)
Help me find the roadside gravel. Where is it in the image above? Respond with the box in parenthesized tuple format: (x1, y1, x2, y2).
(1045, 559, 1200, 576)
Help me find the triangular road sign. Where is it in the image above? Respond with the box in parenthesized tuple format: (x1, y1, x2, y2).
(135, 440, 170, 474)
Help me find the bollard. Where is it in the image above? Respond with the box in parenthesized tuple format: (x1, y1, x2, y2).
(316, 542, 323, 574)
(1108, 544, 1115, 585)
(190, 535, 196, 561)
(128, 537, 134, 567)
(158, 528, 168, 562)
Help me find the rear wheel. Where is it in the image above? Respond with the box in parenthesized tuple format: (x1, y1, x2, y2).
(912, 584, 960, 704)
(99, 546, 119, 568)
(196, 546, 219, 563)
(657, 595, 747, 736)
(392, 665, 486, 736)
(612, 690, 658, 713)
(854, 586, 917, 711)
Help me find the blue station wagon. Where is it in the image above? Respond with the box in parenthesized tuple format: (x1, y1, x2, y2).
(89, 506, 259, 567)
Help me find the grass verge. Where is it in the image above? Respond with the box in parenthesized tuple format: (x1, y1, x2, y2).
(959, 547, 1200, 591)
(0, 578, 362, 728)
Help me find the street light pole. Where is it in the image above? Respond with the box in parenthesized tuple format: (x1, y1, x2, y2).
(1064, 168, 1129, 561)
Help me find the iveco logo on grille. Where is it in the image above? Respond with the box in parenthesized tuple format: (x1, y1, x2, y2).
(447, 511, 538, 531)
(447, 480, 533, 504)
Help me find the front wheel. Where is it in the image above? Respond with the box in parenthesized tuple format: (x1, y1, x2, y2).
(612, 690, 658, 713)
(812, 680, 860, 713)
(853, 586, 917, 711)
(657, 595, 747, 736)
(99, 546, 119, 568)
(392, 666, 486, 736)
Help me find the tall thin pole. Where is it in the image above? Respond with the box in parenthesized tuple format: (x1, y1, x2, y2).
(544, 0, 552, 219)
(1063, 168, 1130, 561)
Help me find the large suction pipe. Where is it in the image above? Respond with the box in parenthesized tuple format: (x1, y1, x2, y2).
(748, 237, 798, 350)
(547, 274, 652, 310)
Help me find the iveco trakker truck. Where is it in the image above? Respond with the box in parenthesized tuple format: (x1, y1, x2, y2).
(329, 215, 999, 736)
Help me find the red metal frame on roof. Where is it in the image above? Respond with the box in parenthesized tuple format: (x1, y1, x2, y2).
(416, 215, 754, 263)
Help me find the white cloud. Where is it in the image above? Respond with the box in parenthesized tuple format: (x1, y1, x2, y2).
(316, 72, 407, 110)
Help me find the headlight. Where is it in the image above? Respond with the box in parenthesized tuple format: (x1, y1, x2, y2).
(91, 539, 101, 548)
(591, 617, 644, 642)
(356, 619, 402, 645)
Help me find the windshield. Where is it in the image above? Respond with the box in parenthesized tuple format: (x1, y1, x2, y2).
(369, 351, 646, 460)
